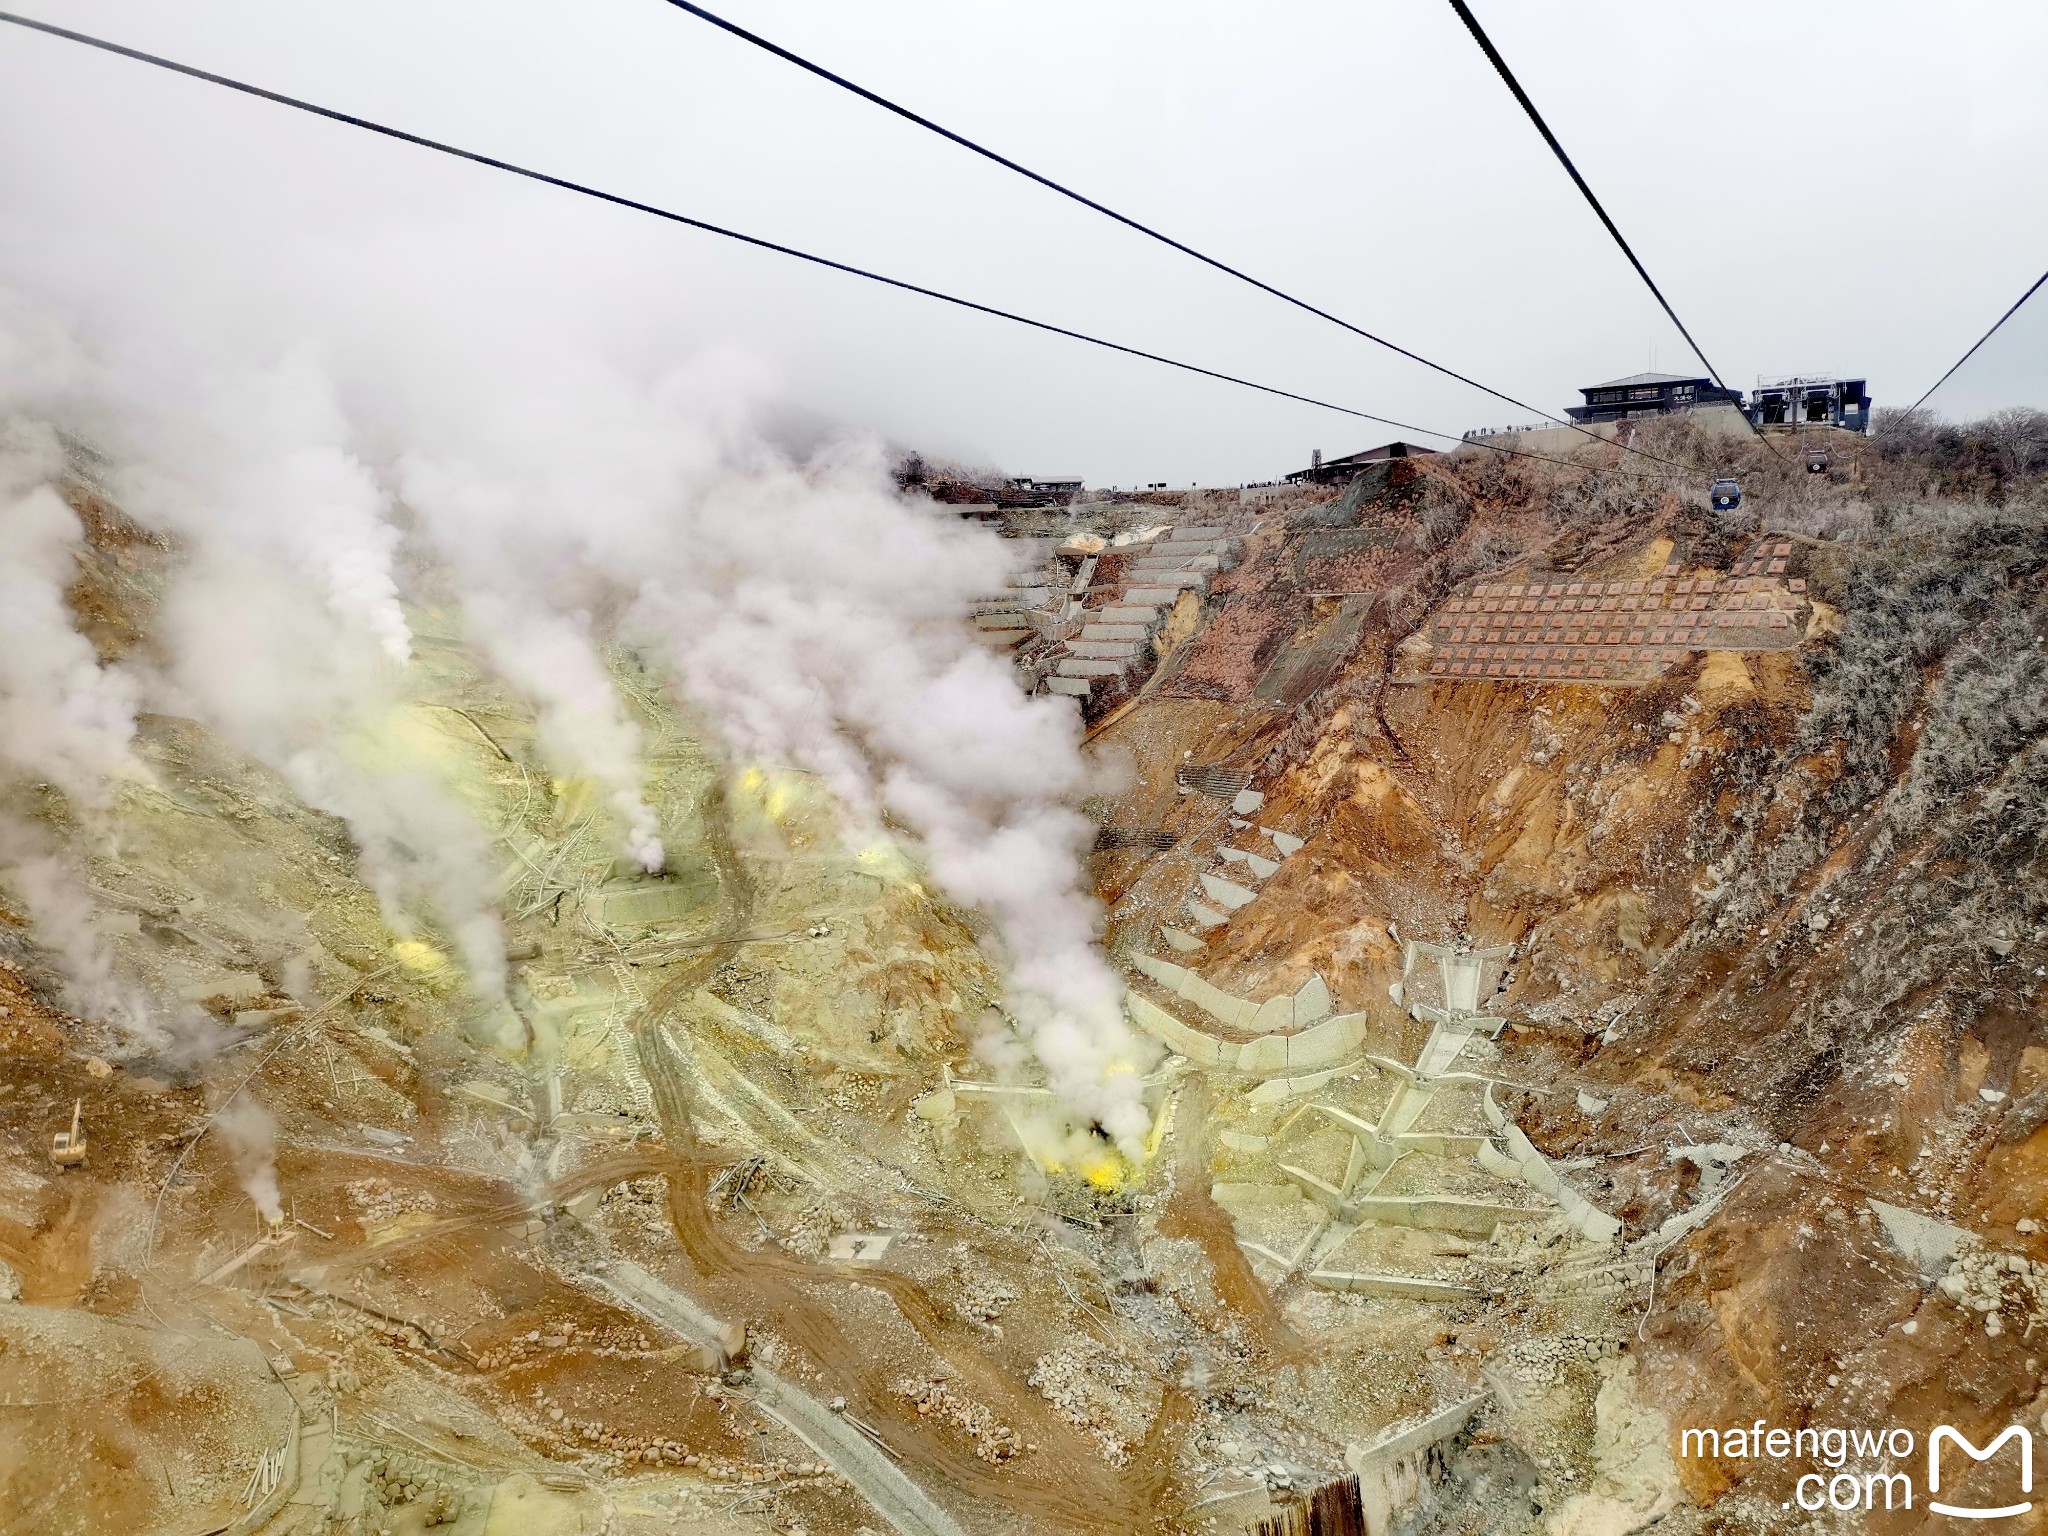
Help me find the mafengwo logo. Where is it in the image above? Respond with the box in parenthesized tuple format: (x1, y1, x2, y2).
(1929, 1426, 2032, 1520)
(1679, 1421, 2035, 1516)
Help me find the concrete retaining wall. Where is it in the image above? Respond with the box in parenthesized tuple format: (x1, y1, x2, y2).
(1056, 658, 1127, 679)
(1067, 639, 1144, 661)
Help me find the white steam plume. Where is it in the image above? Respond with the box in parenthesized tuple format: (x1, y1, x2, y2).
(215, 1095, 284, 1226)
(0, 297, 509, 1003)
(207, 353, 413, 667)
(133, 513, 509, 1002)
(392, 451, 665, 873)
(392, 363, 1155, 1147)
(0, 269, 1151, 1143)
(634, 450, 1152, 1146)
(0, 816, 165, 1053)
(465, 594, 666, 873)
(98, 351, 507, 1001)
(0, 416, 143, 802)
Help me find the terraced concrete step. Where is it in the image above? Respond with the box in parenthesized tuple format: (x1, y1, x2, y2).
(974, 610, 1031, 629)
(1100, 605, 1162, 625)
(974, 628, 1031, 649)
(1046, 675, 1092, 697)
(1123, 586, 1182, 605)
(1127, 571, 1209, 592)
(1219, 846, 1280, 879)
(1081, 623, 1150, 642)
(1067, 639, 1143, 660)
(974, 593, 1052, 614)
(1131, 554, 1220, 574)
(1306, 1269, 1490, 1301)
(1199, 872, 1258, 910)
(1057, 657, 1128, 679)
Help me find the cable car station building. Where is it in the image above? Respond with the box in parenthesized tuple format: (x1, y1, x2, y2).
(1745, 375, 1871, 433)
(1563, 372, 1746, 424)
(1285, 441, 1439, 485)
(1456, 368, 1873, 461)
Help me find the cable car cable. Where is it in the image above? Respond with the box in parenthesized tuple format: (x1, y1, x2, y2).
(1441, 0, 1781, 460)
(1906, 266, 2048, 416)
(0, 8, 1675, 486)
(652, 0, 1698, 476)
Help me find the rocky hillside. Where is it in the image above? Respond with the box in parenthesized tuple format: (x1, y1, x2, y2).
(1090, 416, 2048, 1524)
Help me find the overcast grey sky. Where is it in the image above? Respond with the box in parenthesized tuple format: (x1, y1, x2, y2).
(1, 0, 2043, 486)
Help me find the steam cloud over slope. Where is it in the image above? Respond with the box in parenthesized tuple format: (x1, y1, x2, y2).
(0, 415, 143, 801)
(0, 284, 1151, 1146)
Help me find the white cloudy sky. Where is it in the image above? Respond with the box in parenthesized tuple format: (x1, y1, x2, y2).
(0, 0, 2043, 486)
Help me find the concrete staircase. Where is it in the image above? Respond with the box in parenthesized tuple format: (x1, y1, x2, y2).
(970, 542, 1084, 665)
(1045, 526, 1238, 700)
